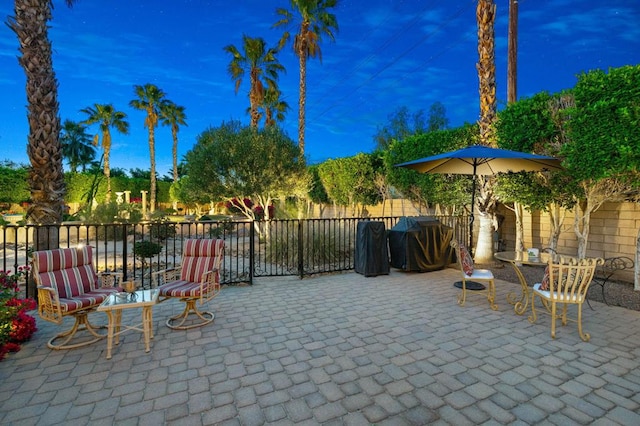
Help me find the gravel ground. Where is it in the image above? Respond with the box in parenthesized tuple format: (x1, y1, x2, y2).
(481, 261, 640, 312)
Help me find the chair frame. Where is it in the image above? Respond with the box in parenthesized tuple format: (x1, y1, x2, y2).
(450, 240, 497, 310)
(154, 239, 223, 330)
(33, 251, 123, 350)
(528, 256, 604, 341)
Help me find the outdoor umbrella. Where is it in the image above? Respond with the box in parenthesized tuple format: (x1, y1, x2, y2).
(395, 145, 563, 252)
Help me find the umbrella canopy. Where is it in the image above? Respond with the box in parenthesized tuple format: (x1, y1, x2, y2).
(395, 145, 563, 253)
(396, 145, 563, 175)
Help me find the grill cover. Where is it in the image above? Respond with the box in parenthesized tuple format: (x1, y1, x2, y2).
(354, 221, 390, 277)
(388, 217, 454, 272)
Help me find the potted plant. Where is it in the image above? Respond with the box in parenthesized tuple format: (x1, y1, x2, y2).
(0, 266, 37, 361)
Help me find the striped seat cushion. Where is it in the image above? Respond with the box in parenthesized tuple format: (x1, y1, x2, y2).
(58, 288, 120, 312)
(159, 279, 202, 298)
(34, 247, 99, 298)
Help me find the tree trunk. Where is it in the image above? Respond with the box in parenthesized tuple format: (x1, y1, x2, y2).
(298, 50, 307, 156)
(10, 0, 65, 250)
(149, 126, 156, 212)
(514, 201, 525, 252)
(573, 200, 590, 259)
(507, 0, 518, 104)
(633, 230, 640, 291)
(172, 125, 179, 210)
(547, 202, 565, 252)
(475, 213, 495, 263)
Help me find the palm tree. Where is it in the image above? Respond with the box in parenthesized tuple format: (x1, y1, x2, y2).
(7, 0, 76, 246)
(130, 83, 167, 212)
(224, 35, 285, 128)
(273, 0, 339, 155)
(60, 119, 96, 173)
(80, 103, 130, 202)
(261, 86, 290, 127)
(159, 101, 187, 209)
(474, 0, 498, 263)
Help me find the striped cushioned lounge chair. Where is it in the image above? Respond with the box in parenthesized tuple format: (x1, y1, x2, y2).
(33, 246, 122, 350)
(155, 239, 224, 330)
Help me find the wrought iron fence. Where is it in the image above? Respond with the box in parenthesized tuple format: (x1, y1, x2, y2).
(1, 215, 468, 299)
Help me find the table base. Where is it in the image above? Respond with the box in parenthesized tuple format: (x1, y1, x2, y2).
(453, 281, 486, 291)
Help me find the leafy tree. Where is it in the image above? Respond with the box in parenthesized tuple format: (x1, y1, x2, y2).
(427, 101, 449, 132)
(129, 168, 152, 179)
(59, 119, 96, 173)
(374, 106, 427, 150)
(495, 92, 576, 252)
(384, 124, 477, 213)
(0, 162, 30, 204)
(7, 0, 74, 243)
(80, 103, 130, 202)
(273, 0, 339, 155)
(130, 83, 168, 213)
(181, 121, 305, 236)
(374, 103, 449, 150)
(562, 65, 640, 257)
(317, 153, 381, 216)
(224, 35, 285, 129)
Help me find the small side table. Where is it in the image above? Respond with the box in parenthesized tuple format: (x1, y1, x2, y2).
(97, 287, 159, 359)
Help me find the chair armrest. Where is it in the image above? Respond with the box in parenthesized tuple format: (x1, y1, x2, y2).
(199, 269, 221, 303)
(152, 268, 180, 287)
(98, 271, 124, 288)
(37, 286, 64, 325)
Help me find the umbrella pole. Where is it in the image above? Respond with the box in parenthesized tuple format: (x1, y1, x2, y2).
(469, 166, 477, 256)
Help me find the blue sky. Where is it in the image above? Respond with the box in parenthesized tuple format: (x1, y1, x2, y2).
(1, 0, 639, 176)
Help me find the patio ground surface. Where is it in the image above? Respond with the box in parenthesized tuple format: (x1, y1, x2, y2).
(1, 267, 640, 425)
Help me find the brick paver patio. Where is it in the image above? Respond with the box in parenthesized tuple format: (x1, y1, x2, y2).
(1, 267, 639, 425)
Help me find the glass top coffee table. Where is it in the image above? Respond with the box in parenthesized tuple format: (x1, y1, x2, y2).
(97, 286, 159, 359)
(494, 251, 551, 315)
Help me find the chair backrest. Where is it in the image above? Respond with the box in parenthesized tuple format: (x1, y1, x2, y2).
(451, 240, 474, 276)
(32, 246, 99, 298)
(543, 256, 603, 299)
(180, 239, 225, 283)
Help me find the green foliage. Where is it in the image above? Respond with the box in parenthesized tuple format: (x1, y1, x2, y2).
(384, 124, 477, 207)
(495, 92, 559, 153)
(0, 162, 29, 204)
(182, 121, 305, 220)
(317, 153, 381, 208)
(149, 223, 176, 240)
(133, 241, 163, 264)
(307, 165, 329, 204)
(564, 65, 640, 182)
(373, 103, 449, 149)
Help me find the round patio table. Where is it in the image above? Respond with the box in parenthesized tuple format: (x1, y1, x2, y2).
(494, 251, 552, 315)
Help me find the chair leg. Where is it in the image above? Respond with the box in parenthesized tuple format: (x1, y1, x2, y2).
(166, 298, 214, 330)
(48, 311, 106, 350)
(488, 281, 498, 311)
(528, 293, 538, 324)
(577, 303, 590, 342)
(550, 302, 557, 339)
(457, 282, 467, 306)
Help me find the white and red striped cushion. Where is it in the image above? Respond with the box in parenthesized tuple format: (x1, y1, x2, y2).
(34, 247, 99, 298)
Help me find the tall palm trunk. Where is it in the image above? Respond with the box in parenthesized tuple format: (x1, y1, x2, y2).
(297, 35, 308, 156)
(474, 0, 498, 263)
(171, 125, 179, 210)
(148, 127, 156, 212)
(9, 0, 65, 250)
(249, 68, 260, 128)
(103, 132, 112, 202)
